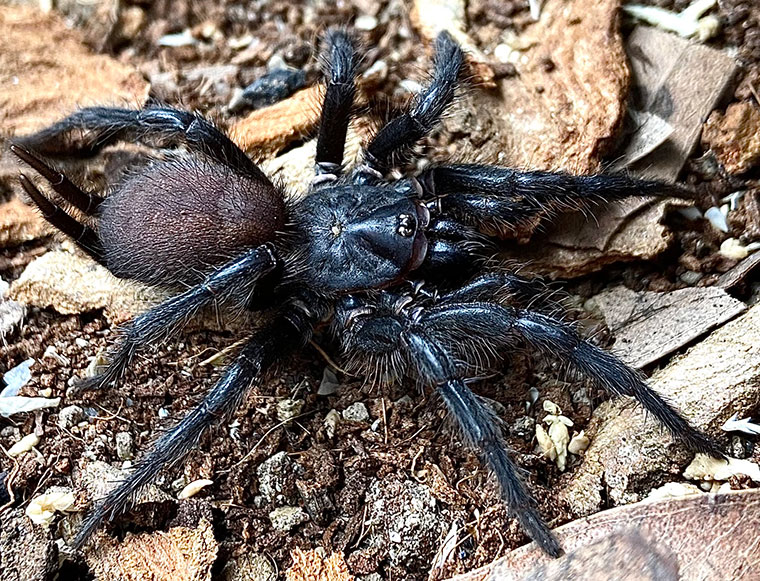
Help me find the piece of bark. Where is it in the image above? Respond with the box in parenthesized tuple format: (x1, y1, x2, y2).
(446, 490, 760, 581)
(0, 197, 49, 248)
(0, 5, 149, 137)
(0, 508, 56, 581)
(621, 26, 739, 182)
(561, 303, 760, 517)
(702, 101, 760, 175)
(230, 86, 323, 159)
(592, 285, 747, 368)
(85, 518, 217, 581)
(489, 0, 629, 173)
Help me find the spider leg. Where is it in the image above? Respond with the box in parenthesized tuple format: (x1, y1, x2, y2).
(359, 31, 464, 178)
(334, 293, 562, 556)
(418, 164, 692, 237)
(72, 301, 317, 550)
(11, 144, 104, 215)
(314, 29, 357, 177)
(16, 172, 105, 264)
(75, 244, 279, 392)
(15, 106, 266, 180)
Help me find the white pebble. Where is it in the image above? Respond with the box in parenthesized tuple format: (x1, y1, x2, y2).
(178, 479, 214, 499)
(8, 433, 39, 457)
(354, 14, 378, 31)
(704, 206, 729, 233)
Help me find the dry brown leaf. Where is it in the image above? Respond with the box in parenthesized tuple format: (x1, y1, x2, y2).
(0, 5, 149, 137)
(593, 285, 747, 368)
(285, 548, 354, 581)
(702, 101, 760, 175)
(562, 303, 760, 517)
(505, 198, 687, 278)
(447, 490, 760, 581)
(85, 518, 217, 581)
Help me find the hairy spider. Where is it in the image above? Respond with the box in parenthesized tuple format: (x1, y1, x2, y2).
(12, 30, 723, 557)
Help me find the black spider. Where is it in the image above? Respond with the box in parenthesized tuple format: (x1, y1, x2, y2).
(11, 30, 723, 557)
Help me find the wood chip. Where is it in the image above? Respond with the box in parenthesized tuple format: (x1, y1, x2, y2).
(85, 518, 217, 581)
(592, 285, 747, 368)
(0, 5, 149, 137)
(702, 101, 760, 175)
(285, 548, 353, 581)
(230, 86, 323, 158)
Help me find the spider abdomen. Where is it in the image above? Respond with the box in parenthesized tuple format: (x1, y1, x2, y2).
(99, 158, 285, 287)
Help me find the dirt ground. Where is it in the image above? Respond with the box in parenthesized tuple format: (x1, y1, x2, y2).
(1, 1, 760, 580)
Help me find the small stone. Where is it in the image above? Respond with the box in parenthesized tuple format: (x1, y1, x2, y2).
(342, 402, 369, 423)
(57, 405, 85, 430)
(158, 407, 170, 419)
(257, 451, 298, 505)
(268, 506, 308, 532)
(276, 398, 304, 423)
(354, 14, 378, 30)
(221, 552, 276, 581)
(241, 68, 306, 110)
(511, 415, 536, 440)
(680, 270, 703, 285)
(74, 337, 88, 348)
(115, 431, 133, 460)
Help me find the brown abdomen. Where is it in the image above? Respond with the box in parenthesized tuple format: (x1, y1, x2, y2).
(99, 157, 286, 287)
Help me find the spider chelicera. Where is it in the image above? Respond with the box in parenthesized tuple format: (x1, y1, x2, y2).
(11, 29, 723, 556)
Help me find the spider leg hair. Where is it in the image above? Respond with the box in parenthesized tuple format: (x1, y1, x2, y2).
(15, 106, 266, 180)
(73, 303, 316, 550)
(75, 244, 279, 392)
(418, 164, 694, 236)
(362, 31, 465, 175)
(11, 144, 104, 214)
(16, 172, 105, 264)
(418, 298, 724, 458)
(315, 28, 358, 174)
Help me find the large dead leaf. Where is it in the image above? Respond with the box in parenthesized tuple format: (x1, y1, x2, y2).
(447, 490, 760, 581)
(85, 518, 217, 581)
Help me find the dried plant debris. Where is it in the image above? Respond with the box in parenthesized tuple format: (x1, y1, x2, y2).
(562, 304, 760, 516)
(623, 0, 721, 42)
(702, 101, 760, 175)
(508, 197, 688, 278)
(683, 453, 760, 483)
(447, 490, 760, 581)
(617, 26, 739, 182)
(85, 518, 217, 581)
(591, 285, 746, 368)
(26, 487, 76, 527)
(285, 548, 353, 581)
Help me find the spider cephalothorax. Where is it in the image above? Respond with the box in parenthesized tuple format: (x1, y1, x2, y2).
(12, 29, 723, 558)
